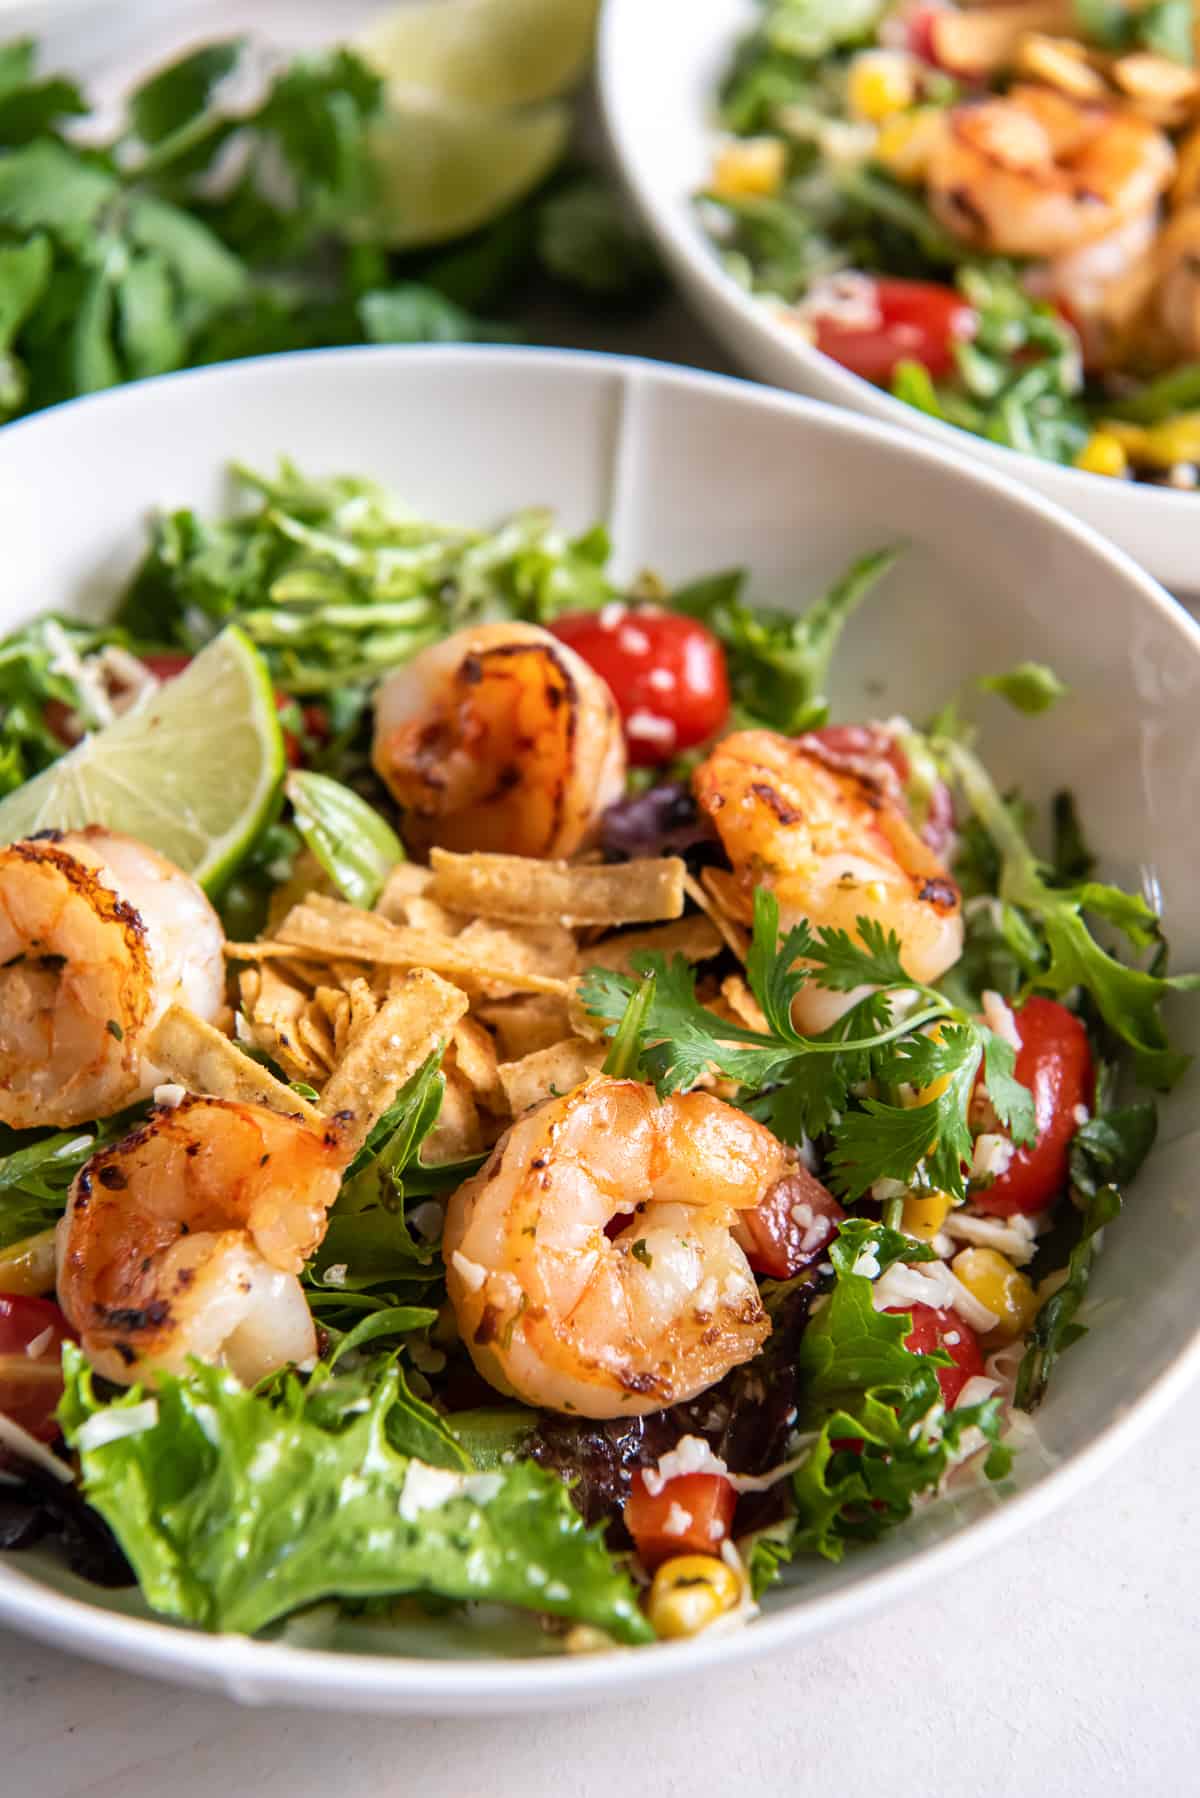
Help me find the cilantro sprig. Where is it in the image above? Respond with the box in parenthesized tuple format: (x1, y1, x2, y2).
(580, 890, 1035, 1203)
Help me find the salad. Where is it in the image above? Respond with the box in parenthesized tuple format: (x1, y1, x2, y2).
(701, 0, 1200, 488)
(0, 464, 1191, 1652)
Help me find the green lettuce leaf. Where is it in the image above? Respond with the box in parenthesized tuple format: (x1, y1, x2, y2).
(58, 1345, 652, 1642)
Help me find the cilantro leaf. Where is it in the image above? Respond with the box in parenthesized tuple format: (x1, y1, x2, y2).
(806, 915, 912, 993)
(827, 1025, 982, 1200)
(59, 1346, 652, 1642)
(982, 1029, 1037, 1147)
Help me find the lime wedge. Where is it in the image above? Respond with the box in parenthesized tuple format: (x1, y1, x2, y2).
(364, 91, 570, 250)
(0, 627, 284, 890)
(360, 0, 598, 110)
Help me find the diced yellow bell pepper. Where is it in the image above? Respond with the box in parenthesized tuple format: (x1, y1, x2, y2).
(711, 137, 787, 201)
(1101, 413, 1200, 470)
(951, 1247, 1038, 1339)
(1074, 431, 1129, 479)
(874, 107, 944, 183)
(847, 50, 916, 124)
(902, 1190, 954, 1240)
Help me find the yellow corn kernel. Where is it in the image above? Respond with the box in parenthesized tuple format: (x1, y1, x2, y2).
(0, 1226, 58, 1297)
(847, 50, 916, 124)
(1074, 431, 1129, 478)
(902, 1190, 953, 1240)
(951, 1247, 1038, 1339)
(710, 137, 787, 201)
(874, 107, 944, 183)
(646, 1555, 740, 1640)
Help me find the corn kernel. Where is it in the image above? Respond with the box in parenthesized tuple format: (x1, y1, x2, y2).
(951, 1247, 1038, 1338)
(711, 137, 787, 201)
(1074, 431, 1129, 478)
(902, 1190, 953, 1240)
(646, 1555, 740, 1640)
(0, 1226, 58, 1297)
(874, 107, 944, 183)
(847, 50, 916, 124)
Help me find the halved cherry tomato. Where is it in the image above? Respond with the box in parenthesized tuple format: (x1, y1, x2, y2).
(889, 1301, 984, 1406)
(549, 607, 730, 767)
(971, 997, 1093, 1218)
(813, 277, 977, 385)
(624, 1470, 737, 1569)
(0, 1294, 74, 1442)
(735, 1167, 845, 1280)
(802, 722, 955, 855)
(906, 6, 942, 66)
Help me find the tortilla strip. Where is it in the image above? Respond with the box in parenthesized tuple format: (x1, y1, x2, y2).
(235, 895, 570, 997)
(477, 994, 573, 1061)
(374, 862, 433, 922)
(497, 1038, 605, 1118)
(146, 1006, 324, 1128)
(450, 1017, 506, 1114)
(427, 849, 686, 927)
(319, 968, 469, 1156)
(688, 871, 750, 962)
(584, 914, 724, 977)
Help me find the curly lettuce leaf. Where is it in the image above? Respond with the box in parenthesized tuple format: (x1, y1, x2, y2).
(58, 1346, 652, 1643)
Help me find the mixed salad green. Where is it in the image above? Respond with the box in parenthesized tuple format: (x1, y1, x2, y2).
(0, 466, 1191, 1650)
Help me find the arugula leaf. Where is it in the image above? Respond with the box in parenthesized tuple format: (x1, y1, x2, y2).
(765, 0, 887, 58)
(1069, 1103, 1157, 1199)
(979, 662, 1068, 715)
(672, 548, 898, 733)
(59, 1346, 652, 1641)
(285, 770, 403, 909)
(0, 1109, 145, 1250)
(1051, 790, 1095, 884)
(941, 739, 1198, 1086)
(1015, 1185, 1121, 1410)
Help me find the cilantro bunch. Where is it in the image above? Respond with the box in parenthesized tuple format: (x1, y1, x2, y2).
(582, 887, 1036, 1205)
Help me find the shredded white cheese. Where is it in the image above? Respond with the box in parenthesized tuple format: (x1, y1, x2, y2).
(0, 1414, 73, 1481)
(663, 1503, 693, 1536)
(955, 1375, 1001, 1410)
(943, 1208, 1038, 1266)
(641, 1435, 728, 1497)
(981, 990, 1022, 1052)
(852, 1245, 881, 1279)
(153, 1083, 187, 1109)
(74, 1399, 159, 1453)
(322, 1263, 348, 1288)
(971, 1132, 1015, 1182)
(450, 1250, 487, 1293)
(408, 1200, 444, 1244)
(1073, 1103, 1090, 1127)
(625, 710, 675, 747)
(24, 1327, 54, 1361)
(871, 1258, 1000, 1334)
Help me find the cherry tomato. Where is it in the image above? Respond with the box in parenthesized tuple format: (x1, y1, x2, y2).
(889, 1301, 984, 1406)
(812, 278, 977, 385)
(906, 6, 942, 65)
(734, 1167, 845, 1280)
(549, 607, 731, 767)
(0, 1295, 74, 1443)
(971, 997, 1093, 1218)
(624, 1470, 737, 1570)
(802, 723, 955, 856)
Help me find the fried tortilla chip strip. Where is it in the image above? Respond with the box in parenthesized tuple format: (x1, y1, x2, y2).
(584, 914, 724, 976)
(497, 1039, 604, 1118)
(427, 849, 686, 927)
(146, 1006, 324, 1129)
(319, 968, 469, 1156)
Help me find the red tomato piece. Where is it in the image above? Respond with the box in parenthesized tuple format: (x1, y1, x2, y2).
(889, 1301, 984, 1406)
(624, 1470, 737, 1569)
(549, 607, 730, 767)
(971, 997, 1093, 1218)
(734, 1166, 845, 1280)
(906, 6, 942, 65)
(0, 1295, 74, 1443)
(812, 277, 977, 386)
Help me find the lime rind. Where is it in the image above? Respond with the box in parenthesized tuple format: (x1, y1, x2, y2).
(359, 0, 598, 110)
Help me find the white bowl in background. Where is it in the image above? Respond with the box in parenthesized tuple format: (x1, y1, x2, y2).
(0, 346, 1198, 1712)
(599, 0, 1200, 597)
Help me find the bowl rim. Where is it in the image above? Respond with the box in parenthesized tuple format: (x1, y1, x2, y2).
(596, 0, 1200, 526)
(0, 340, 1198, 1710)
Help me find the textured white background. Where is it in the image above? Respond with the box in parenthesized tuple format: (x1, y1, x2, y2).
(1, 3, 1198, 1790)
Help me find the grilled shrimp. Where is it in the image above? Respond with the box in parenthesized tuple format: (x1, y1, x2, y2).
(372, 621, 625, 859)
(56, 1095, 344, 1386)
(927, 86, 1175, 259)
(443, 1077, 788, 1418)
(0, 828, 224, 1129)
(693, 729, 963, 1033)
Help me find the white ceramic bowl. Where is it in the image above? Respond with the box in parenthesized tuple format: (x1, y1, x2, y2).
(0, 346, 1198, 1713)
(599, 0, 1200, 597)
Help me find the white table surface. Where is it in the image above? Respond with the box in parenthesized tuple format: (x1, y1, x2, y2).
(4, 4, 1199, 1790)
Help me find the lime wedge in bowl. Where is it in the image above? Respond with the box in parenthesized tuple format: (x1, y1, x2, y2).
(360, 0, 598, 109)
(0, 626, 284, 890)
